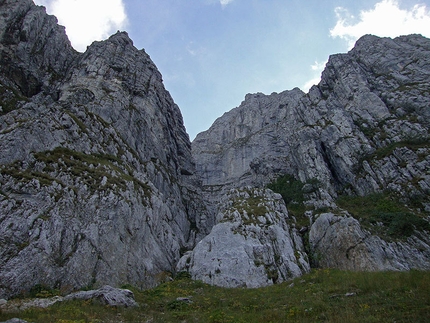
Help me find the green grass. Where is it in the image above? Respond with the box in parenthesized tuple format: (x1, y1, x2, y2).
(367, 138, 429, 161)
(336, 192, 430, 241)
(267, 174, 319, 227)
(1, 269, 429, 322)
(34, 147, 151, 194)
(0, 83, 28, 116)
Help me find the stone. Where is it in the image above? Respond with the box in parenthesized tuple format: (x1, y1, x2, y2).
(176, 297, 193, 304)
(64, 285, 137, 307)
(309, 213, 430, 271)
(177, 188, 310, 288)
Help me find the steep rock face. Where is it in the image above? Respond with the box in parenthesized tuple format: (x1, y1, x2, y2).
(193, 89, 305, 187)
(0, 0, 208, 299)
(177, 188, 309, 288)
(190, 34, 430, 279)
(193, 35, 430, 202)
(0, 0, 77, 98)
(1, 0, 429, 296)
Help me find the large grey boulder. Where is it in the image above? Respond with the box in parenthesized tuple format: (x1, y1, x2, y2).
(309, 213, 430, 271)
(177, 188, 309, 288)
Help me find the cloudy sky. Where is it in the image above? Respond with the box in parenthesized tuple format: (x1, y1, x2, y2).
(34, 0, 430, 140)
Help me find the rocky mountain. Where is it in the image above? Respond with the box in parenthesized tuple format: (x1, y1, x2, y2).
(0, 0, 429, 299)
(0, 0, 210, 299)
(189, 33, 430, 277)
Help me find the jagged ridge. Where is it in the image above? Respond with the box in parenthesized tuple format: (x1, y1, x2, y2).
(187, 33, 430, 283)
(0, 0, 210, 299)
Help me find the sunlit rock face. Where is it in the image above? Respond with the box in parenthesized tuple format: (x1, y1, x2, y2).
(190, 33, 430, 279)
(177, 188, 310, 288)
(0, 0, 209, 299)
(1, 0, 429, 297)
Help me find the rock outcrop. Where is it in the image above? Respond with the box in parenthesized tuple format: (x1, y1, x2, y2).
(0, 0, 429, 297)
(177, 188, 309, 287)
(0, 285, 136, 314)
(189, 34, 430, 281)
(309, 213, 430, 271)
(0, 0, 209, 299)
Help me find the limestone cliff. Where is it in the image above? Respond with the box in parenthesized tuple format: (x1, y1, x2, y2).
(0, 0, 209, 298)
(189, 34, 430, 278)
(1, 0, 429, 298)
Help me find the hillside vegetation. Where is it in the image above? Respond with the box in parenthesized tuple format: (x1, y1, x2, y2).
(1, 269, 429, 322)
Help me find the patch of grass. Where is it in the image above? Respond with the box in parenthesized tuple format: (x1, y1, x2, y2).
(231, 194, 268, 221)
(367, 138, 429, 160)
(28, 284, 60, 299)
(64, 111, 88, 134)
(1, 147, 151, 201)
(267, 175, 319, 227)
(1, 163, 60, 186)
(1, 269, 429, 323)
(33, 147, 151, 195)
(336, 192, 429, 240)
(0, 83, 28, 115)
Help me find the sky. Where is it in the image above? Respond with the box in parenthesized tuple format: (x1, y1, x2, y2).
(34, 0, 430, 140)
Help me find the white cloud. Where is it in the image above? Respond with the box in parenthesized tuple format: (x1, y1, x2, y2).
(220, 0, 235, 8)
(34, 0, 128, 52)
(330, 0, 430, 48)
(302, 60, 327, 91)
(311, 60, 326, 72)
(302, 76, 321, 92)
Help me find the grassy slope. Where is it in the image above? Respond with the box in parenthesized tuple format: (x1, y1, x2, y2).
(1, 269, 429, 323)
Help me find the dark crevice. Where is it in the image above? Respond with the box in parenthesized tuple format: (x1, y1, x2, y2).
(319, 141, 342, 186)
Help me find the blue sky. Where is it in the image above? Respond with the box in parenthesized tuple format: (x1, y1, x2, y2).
(34, 0, 430, 140)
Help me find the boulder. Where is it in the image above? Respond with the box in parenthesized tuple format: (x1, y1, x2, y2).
(309, 213, 430, 270)
(64, 285, 137, 307)
(177, 188, 310, 288)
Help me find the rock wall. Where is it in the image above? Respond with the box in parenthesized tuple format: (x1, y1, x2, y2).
(0, 0, 209, 298)
(0, 0, 429, 297)
(189, 33, 430, 282)
(193, 34, 430, 205)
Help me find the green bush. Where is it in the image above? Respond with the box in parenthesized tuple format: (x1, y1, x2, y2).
(337, 192, 429, 240)
(372, 212, 430, 237)
(267, 174, 304, 206)
(28, 284, 59, 298)
(267, 174, 319, 227)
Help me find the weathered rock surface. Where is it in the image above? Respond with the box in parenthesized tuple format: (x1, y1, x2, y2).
(309, 213, 430, 270)
(64, 285, 137, 307)
(177, 188, 309, 287)
(0, 319, 31, 323)
(0, 0, 209, 299)
(0, 285, 136, 314)
(193, 34, 430, 206)
(1, 0, 429, 297)
(190, 34, 430, 279)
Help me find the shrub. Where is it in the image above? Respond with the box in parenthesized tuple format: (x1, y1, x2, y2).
(337, 192, 429, 240)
